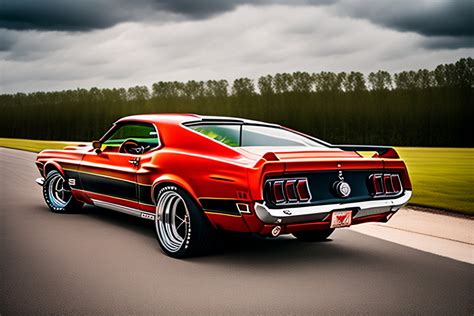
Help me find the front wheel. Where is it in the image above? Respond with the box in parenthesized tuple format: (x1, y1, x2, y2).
(43, 170, 83, 213)
(154, 186, 217, 258)
(292, 228, 335, 242)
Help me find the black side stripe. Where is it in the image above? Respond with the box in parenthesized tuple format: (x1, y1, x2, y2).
(63, 170, 240, 212)
(199, 198, 241, 216)
(64, 170, 154, 205)
(138, 185, 153, 205)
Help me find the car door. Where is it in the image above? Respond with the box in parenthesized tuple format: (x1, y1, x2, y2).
(79, 122, 159, 211)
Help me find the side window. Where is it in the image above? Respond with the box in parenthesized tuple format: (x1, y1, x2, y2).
(102, 123, 159, 153)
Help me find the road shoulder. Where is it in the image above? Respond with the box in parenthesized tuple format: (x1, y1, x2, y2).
(350, 207, 474, 264)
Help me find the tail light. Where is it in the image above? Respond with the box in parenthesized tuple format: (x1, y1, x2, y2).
(383, 174, 394, 193)
(273, 181, 285, 203)
(296, 179, 311, 201)
(268, 178, 311, 205)
(371, 174, 384, 195)
(391, 175, 402, 192)
(369, 173, 402, 196)
(285, 180, 298, 202)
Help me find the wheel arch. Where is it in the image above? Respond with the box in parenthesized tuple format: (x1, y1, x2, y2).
(152, 176, 219, 233)
(43, 161, 65, 178)
(151, 175, 201, 207)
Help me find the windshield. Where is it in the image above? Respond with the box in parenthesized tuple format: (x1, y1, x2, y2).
(188, 124, 327, 148)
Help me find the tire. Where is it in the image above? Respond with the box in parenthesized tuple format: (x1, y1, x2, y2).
(292, 228, 335, 242)
(154, 185, 217, 258)
(43, 170, 83, 213)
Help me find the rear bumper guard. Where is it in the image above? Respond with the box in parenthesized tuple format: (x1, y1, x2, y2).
(254, 190, 412, 224)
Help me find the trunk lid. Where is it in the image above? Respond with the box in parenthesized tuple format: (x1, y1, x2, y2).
(239, 146, 384, 171)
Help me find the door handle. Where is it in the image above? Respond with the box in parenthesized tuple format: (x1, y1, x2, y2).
(128, 158, 140, 166)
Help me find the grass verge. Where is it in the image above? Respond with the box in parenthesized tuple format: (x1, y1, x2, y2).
(1, 138, 472, 215)
(395, 147, 473, 216)
(0, 138, 88, 152)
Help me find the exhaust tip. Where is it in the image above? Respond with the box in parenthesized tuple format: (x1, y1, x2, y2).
(271, 225, 282, 237)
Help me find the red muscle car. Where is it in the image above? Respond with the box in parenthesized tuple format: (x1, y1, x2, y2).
(35, 114, 412, 258)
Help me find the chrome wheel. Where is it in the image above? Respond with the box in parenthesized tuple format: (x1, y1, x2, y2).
(155, 191, 190, 253)
(47, 172, 72, 209)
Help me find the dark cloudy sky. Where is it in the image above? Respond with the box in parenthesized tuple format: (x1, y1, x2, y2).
(1, 0, 473, 93)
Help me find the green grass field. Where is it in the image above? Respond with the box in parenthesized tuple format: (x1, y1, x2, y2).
(1, 138, 472, 215)
(396, 147, 473, 215)
(0, 138, 88, 152)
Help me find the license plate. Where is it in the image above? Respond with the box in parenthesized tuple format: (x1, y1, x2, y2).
(330, 210, 352, 228)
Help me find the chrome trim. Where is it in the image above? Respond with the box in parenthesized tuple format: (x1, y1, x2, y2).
(265, 177, 313, 206)
(236, 203, 251, 214)
(155, 191, 190, 253)
(389, 174, 402, 195)
(91, 199, 155, 221)
(128, 158, 140, 166)
(334, 180, 351, 198)
(35, 177, 45, 186)
(254, 190, 412, 224)
(47, 172, 72, 209)
(370, 173, 403, 198)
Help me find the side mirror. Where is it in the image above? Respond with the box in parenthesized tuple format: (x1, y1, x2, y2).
(92, 140, 102, 154)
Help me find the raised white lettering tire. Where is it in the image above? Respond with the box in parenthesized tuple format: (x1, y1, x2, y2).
(154, 185, 217, 258)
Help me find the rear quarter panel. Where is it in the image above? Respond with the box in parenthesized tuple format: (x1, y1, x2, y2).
(139, 149, 253, 231)
(141, 149, 250, 203)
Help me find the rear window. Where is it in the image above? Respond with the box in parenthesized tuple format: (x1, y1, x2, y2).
(188, 124, 326, 147)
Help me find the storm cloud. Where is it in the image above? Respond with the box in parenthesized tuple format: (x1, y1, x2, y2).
(0, 0, 282, 31)
(2, 0, 473, 39)
(333, 0, 474, 47)
(0, 1, 472, 93)
(0, 0, 131, 31)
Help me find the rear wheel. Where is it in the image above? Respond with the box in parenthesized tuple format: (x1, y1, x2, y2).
(292, 228, 335, 242)
(43, 170, 83, 213)
(154, 185, 217, 258)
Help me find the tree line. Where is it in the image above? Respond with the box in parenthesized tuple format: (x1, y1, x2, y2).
(0, 58, 472, 147)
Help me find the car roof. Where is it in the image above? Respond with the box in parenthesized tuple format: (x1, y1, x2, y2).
(116, 113, 280, 127)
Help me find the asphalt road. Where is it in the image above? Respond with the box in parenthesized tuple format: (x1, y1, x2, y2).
(1, 147, 473, 315)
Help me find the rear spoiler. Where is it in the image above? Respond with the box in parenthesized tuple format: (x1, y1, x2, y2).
(330, 145, 399, 159)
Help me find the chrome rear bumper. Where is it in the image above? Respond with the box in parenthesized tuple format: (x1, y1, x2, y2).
(35, 177, 45, 186)
(254, 190, 412, 224)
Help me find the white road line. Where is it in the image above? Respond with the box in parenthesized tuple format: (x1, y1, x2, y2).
(350, 223, 474, 264)
(371, 224, 473, 245)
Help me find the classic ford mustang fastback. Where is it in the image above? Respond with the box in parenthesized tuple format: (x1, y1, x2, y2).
(35, 114, 412, 258)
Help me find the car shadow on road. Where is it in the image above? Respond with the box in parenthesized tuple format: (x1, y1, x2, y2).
(83, 205, 156, 235)
(37, 204, 378, 267)
(77, 206, 374, 265)
(196, 233, 373, 267)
